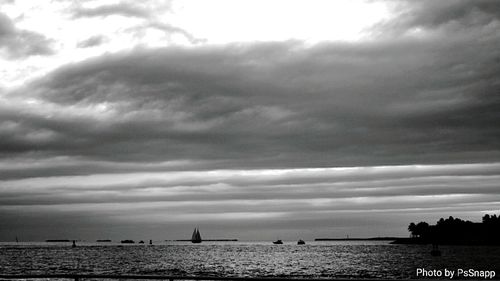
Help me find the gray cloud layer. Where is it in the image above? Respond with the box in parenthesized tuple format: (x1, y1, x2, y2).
(1, 163, 499, 240)
(71, 3, 152, 19)
(389, 0, 500, 30)
(3, 34, 500, 169)
(0, 12, 54, 59)
(69, 1, 203, 45)
(77, 35, 106, 48)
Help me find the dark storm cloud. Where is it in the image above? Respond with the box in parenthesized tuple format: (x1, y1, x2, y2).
(77, 35, 106, 48)
(0, 12, 53, 59)
(71, 3, 151, 19)
(3, 32, 500, 170)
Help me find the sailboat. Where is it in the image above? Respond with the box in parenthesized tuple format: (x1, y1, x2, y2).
(191, 227, 202, 243)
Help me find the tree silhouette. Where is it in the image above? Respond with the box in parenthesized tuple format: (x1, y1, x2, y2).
(406, 214, 500, 245)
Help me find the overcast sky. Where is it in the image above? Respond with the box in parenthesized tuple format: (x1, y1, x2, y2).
(1, 0, 500, 242)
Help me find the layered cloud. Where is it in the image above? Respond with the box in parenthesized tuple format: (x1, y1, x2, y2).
(1, 163, 499, 240)
(1, 0, 500, 241)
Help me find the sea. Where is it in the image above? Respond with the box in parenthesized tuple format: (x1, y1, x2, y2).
(1, 241, 499, 279)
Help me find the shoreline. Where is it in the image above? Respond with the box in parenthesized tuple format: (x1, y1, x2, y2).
(314, 237, 401, 241)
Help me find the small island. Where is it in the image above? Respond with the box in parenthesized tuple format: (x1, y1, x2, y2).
(392, 214, 500, 245)
(120, 240, 135, 244)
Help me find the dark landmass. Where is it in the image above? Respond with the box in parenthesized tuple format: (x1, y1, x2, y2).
(45, 239, 71, 242)
(393, 214, 500, 245)
(169, 239, 238, 242)
(96, 239, 112, 242)
(120, 240, 135, 244)
(315, 237, 401, 241)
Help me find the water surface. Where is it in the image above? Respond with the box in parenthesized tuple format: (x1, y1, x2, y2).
(1, 241, 499, 279)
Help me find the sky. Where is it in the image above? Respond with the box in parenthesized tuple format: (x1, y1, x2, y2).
(1, 0, 500, 242)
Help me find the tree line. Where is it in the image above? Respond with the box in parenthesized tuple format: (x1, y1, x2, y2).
(407, 214, 500, 245)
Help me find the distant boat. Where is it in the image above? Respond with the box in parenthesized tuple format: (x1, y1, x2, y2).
(297, 239, 305, 245)
(273, 239, 283, 244)
(191, 228, 202, 243)
(121, 240, 135, 244)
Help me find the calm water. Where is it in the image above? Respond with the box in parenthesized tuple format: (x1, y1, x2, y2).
(1, 241, 499, 279)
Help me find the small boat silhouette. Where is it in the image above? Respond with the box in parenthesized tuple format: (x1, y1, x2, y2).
(273, 239, 283, 244)
(297, 239, 305, 245)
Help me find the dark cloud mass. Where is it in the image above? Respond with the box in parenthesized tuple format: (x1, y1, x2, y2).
(0, 12, 53, 59)
(3, 33, 500, 169)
